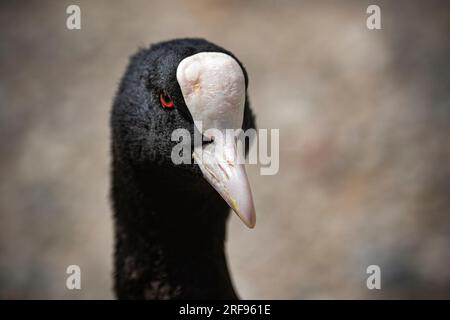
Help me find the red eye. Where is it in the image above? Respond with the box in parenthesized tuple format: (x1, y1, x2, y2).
(160, 93, 174, 108)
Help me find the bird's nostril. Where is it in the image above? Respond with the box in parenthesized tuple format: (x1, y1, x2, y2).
(202, 137, 213, 147)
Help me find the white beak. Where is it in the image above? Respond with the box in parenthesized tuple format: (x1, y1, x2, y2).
(177, 52, 256, 228)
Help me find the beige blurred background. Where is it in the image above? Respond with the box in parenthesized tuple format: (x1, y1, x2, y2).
(1, 0, 449, 299)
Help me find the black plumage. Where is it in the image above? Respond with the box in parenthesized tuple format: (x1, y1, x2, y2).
(110, 38, 255, 299)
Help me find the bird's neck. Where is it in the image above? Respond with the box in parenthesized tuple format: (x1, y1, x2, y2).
(112, 165, 238, 299)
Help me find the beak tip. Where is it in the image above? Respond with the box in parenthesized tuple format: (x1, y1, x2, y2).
(195, 140, 257, 230)
(238, 211, 256, 229)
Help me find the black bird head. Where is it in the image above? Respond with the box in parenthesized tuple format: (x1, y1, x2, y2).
(111, 38, 256, 228)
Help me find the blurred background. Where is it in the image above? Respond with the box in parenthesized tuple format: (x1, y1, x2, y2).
(0, 0, 449, 299)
